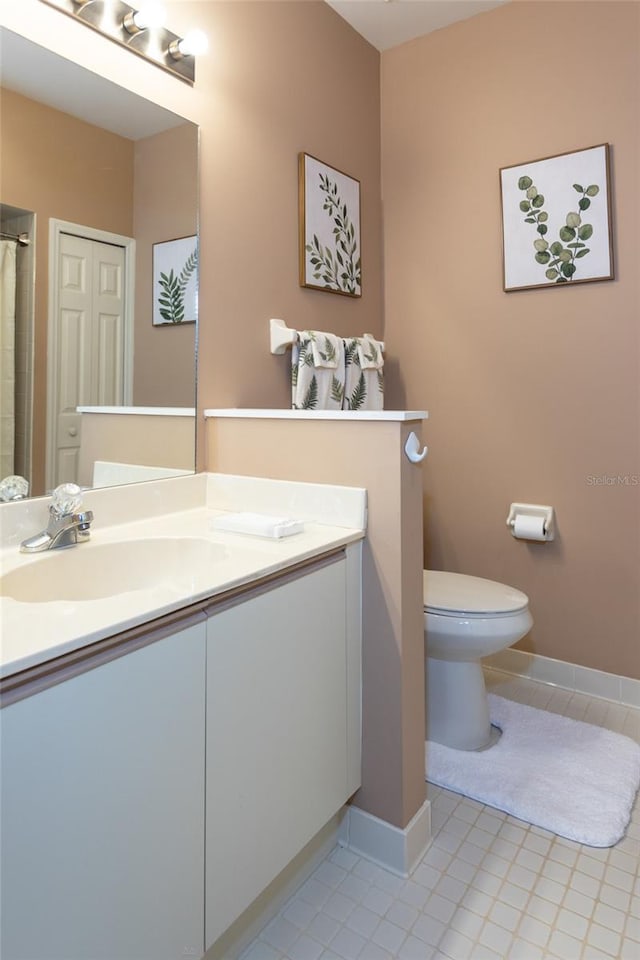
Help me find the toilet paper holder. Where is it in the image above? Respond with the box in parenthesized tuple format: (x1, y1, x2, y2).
(506, 502, 555, 541)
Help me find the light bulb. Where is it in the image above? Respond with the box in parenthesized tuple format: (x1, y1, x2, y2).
(123, 2, 166, 34)
(175, 28, 209, 57)
(133, 3, 166, 30)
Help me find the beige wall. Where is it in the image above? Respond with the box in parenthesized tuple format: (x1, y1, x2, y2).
(381, 1, 640, 679)
(0, 88, 134, 494)
(78, 413, 194, 488)
(193, 1, 383, 413)
(133, 124, 198, 406)
(208, 416, 426, 829)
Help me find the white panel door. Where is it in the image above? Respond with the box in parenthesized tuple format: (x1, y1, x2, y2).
(93, 245, 125, 404)
(56, 234, 90, 485)
(54, 234, 125, 485)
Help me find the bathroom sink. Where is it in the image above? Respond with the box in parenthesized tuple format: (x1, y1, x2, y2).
(0, 538, 232, 603)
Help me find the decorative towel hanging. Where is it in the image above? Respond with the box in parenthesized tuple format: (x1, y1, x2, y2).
(343, 335, 384, 410)
(291, 331, 346, 410)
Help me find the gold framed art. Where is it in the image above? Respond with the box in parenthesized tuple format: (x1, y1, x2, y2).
(299, 152, 361, 297)
(500, 144, 613, 292)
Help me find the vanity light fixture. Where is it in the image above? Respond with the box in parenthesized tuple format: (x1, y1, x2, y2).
(39, 0, 207, 84)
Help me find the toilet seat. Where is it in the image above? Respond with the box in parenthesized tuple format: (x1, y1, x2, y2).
(423, 570, 529, 619)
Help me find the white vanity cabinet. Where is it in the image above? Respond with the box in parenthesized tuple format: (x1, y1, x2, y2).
(0, 617, 207, 960)
(0, 542, 362, 960)
(204, 546, 362, 949)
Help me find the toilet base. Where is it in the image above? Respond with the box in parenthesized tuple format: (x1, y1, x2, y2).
(426, 657, 493, 751)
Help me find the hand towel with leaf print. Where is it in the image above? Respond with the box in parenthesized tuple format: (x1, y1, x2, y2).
(291, 331, 345, 410)
(343, 335, 384, 410)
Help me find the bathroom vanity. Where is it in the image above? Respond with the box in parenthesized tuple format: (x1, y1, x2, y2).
(0, 473, 365, 960)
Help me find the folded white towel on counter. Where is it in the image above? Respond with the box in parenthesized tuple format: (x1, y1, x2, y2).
(211, 512, 304, 539)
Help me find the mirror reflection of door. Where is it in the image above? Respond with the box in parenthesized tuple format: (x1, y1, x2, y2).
(49, 229, 132, 488)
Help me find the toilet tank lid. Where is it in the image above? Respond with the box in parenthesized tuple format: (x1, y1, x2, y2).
(423, 570, 529, 615)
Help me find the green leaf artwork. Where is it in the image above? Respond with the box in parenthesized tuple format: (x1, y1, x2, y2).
(516, 176, 600, 284)
(305, 172, 361, 295)
(157, 247, 198, 323)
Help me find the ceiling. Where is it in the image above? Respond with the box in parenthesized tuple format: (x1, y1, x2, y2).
(326, 0, 507, 51)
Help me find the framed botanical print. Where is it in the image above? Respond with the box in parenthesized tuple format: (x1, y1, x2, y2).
(500, 144, 613, 292)
(299, 152, 361, 297)
(152, 235, 198, 324)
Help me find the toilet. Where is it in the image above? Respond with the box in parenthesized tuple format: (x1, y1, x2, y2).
(423, 570, 533, 751)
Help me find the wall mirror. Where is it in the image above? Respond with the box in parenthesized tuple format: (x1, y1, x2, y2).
(0, 26, 198, 501)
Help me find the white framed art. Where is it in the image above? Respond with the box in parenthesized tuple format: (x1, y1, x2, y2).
(500, 144, 613, 292)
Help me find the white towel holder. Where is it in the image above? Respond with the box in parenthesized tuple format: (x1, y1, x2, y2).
(405, 431, 428, 463)
(270, 318, 386, 355)
(270, 318, 298, 355)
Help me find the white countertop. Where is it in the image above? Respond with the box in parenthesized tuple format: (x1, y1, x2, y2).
(204, 408, 428, 421)
(0, 474, 366, 678)
(77, 406, 195, 416)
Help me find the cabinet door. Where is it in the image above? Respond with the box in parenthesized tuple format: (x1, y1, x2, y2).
(1, 621, 206, 960)
(205, 558, 347, 948)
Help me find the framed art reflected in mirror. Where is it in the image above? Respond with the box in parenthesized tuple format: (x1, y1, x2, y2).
(152, 236, 198, 326)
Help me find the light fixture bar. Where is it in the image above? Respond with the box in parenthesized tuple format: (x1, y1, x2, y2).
(39, 0, 203, 84)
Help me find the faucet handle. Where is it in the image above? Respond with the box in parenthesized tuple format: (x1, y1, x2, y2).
(0, 475, 29, 502)
(51, 482, 84, 517)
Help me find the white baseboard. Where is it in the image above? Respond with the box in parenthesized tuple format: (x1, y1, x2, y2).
(341, 798, 432, 878)
(483, 647, 640, 708)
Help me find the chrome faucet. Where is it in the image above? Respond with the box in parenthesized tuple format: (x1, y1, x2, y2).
(20, 483, 93, 554)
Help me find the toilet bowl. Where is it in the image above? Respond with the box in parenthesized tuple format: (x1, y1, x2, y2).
(424, 570, 533, 751)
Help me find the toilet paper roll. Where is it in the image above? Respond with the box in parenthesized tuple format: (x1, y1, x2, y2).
(513, 514, 547, 541)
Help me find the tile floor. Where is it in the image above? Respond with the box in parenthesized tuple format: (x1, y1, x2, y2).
(240, 670, 640, 960)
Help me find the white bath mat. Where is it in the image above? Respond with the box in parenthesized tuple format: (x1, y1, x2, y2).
(426, 694, 640, 847)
